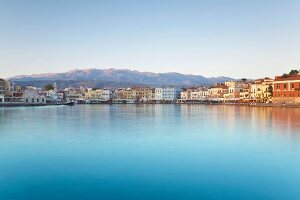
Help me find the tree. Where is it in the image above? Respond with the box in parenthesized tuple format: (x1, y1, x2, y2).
(289, 69, 299, 75)
(44, 84, 54, 91)
(282, 73, 289, 78)
(241, 78, 247, 82)
(268, 85, 273, 96)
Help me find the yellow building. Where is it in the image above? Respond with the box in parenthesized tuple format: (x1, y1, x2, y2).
(0, 78, 14, 96)
(115, 88, 134, 100)
(180, 89, 194, 100)
(250, 78, 274, 102)
(208, 84, 228, 99)
(132, 87, 154, 102)
(85, 89, 102, 100)
(0, 78, 16, 103)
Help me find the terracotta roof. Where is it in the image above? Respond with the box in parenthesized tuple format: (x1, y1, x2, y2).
(254, 77, 274, 83)
(274, 75, 300, 81)
(209, 85, 228, 89)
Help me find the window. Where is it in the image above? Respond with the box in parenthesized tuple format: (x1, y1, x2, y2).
(32, 98, 34, 103)
(26, 99, 28, 103)
(0, 99, 2, 102)
(284, 84, 287, 89)
(276, 84, 280, 89)
(37, 99, 39, 103)
(292, 83, 294, 88)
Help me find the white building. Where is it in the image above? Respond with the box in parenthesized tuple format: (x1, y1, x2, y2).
(46, 89, 60, 102)
(178, 87, 209, 102)
(155, 88, 163, 101)
(101, 89, 113, 100)
(66, 88, 84, 102)
(162, 86, 181, 101)
(191, 88, 209, 100)
(53, 82, 58, 92)
(250, 78, 274, 102)
(23, 86, 46, 104)
(85, 89, 113, 101)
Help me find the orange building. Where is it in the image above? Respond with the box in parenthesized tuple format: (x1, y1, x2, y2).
(273, 75, 300, 98)
(273, 74, 300, 105)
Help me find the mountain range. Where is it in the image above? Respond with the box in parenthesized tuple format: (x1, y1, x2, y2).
(9, 68, 236, 89)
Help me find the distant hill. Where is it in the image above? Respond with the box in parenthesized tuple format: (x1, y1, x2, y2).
(9, 68, 236, 88)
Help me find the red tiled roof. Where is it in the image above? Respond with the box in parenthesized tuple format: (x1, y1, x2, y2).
(274, 75, 300, 81)
(209, 85, 228, 89)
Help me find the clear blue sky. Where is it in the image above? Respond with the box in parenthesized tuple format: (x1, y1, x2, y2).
(0, 0, 299, 79)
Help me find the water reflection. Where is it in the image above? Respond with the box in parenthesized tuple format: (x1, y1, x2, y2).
(1, 105, 300, 200)
(1, 105, 300, 136)
(179, 105, 300, 139)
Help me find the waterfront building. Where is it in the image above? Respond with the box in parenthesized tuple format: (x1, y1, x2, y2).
(114, 88, 135, 102)
(0, 78, 14, 96)
(85, 89, 102, 100)
(223, 82, 250, 101)
(178, 88, 193, 103)
(46, 89, 61, 102)
(65, 87, 84, 102)
(226, 85, 242, 99)
(208, 84, 228, 99)
(155, 88, 163, 101)
(102, 89, 113, 101)
(178, 87, 209, 103)
(0, 78, 6, 103)
(0, 78, 20, 103)
(66, 91, 83, 102)
(273, 72, 300, 105)
(180, 89, 194, 100)
(250, 78, 274, 102)
(150, 88, 156, 101)
(132, 87, 154, 102)
(85, 89, 113, 102)
(23, 86, 46, 104)
(162, 86, 181, 102)
(57, 91, 66, 101)
(239, 88, 250, 100)
(191, 88, 209, 100)
(102, 88, 113, 101)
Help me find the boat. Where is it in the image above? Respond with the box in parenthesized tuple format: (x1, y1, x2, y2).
(64, 101, 75, 106)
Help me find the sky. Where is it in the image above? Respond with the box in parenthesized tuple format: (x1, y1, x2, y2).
(0, 0, 300, 79)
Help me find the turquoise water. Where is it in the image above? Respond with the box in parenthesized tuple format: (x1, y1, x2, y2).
(0, 105, 300, 200)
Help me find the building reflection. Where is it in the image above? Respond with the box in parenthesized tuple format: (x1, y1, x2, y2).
(179, 104, 300, 138)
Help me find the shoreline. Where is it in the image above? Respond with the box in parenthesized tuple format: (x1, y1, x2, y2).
(0, 102, 73, 107)
(1, 102, 300, 108)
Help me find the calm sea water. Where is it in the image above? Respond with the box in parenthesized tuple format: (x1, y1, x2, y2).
(0, 104, 300, 200)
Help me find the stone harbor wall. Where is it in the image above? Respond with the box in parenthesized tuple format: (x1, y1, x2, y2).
(272, 97, 300, 105)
